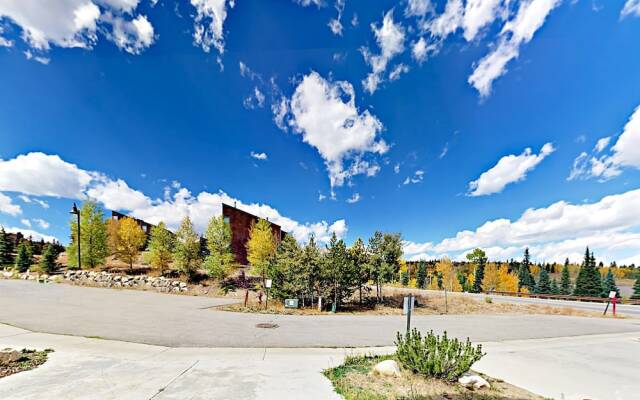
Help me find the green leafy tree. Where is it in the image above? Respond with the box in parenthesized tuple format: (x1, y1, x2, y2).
(602, 269, 620, 298)
(416, 261, 427, 289)
(631, 276, 640, 300)
(67, 200, 109, 269)
(348, 237, 370, 304)
(145, 222, 175, 275)
(536, 267, 552, 294)
(573, 247, 603, 297)
(246, 218, 277, 288)
(322, 233, 358, 310)
(14, 242, 33, 272)
(172, 216, 201, 279)
(203, 215, 235, 280)
(467, 248, 487, 293)
(560, 258, 572, 295)
(39, 244, 58, 274)
(0, 227, 14, 266)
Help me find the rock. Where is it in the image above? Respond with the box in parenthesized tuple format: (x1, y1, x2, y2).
(0, 349, 22, 366)
(372, 360, 401, 377)
(458, 373, 490, 390)
(179, 282, 187, 289)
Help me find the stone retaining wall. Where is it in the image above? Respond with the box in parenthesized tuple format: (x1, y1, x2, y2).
(64, 270, 189, 292)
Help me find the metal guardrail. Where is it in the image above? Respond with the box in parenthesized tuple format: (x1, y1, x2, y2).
(486, 290, 640, 305)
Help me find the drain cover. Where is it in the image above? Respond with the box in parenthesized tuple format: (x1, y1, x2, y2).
(256, 323, 279, 329)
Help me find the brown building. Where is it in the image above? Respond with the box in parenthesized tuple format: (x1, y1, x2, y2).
(222, 203, 284, 266)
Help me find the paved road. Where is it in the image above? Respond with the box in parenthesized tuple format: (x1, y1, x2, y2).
(1, 280, 639, 347)
(389, 286, 640, 317)
(2, 323, 639, 400)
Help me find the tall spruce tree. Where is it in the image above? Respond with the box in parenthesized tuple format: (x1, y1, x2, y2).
(0, 227, 14, 266)
(631, 276, 640, 300)
(299, 235, 321, 306)
(14, 242, 32, 272)
(560, 258, 572, 295)
(518, 248, 535, 291)
(416, 261, 427, 289)
(550, 278, 560, 294)
(602, 269, 620, 298)
(39, 244, 58, 274)
(348, 237, 370, 304)
(467, 248, 487, 293)
(573, 247, 603, 297)
(536, 267, 552, 294)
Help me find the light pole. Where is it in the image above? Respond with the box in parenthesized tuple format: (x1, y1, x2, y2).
(70, 203, 81, 270)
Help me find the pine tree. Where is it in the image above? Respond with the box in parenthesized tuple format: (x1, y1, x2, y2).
(322, 233, 357, 310)
(573, 247, 603, 297)
(348, 237, 370, 304)
(416, 261, 427, 289)
(466, 248, 487, 293)
(536, 267, 552, 294)
(39, 244, 58, 274)
(518, 248, 535, 291)
(631, 276, 640, 300)
(602, 269, 620, 298)
(0, 227, 14, 266)
(560, 258, 571, 295)
(268, 235, 302, 301)
(550, 278, 560, 294)
(299, 235, 321, 306)
(14, 242, 32, 272)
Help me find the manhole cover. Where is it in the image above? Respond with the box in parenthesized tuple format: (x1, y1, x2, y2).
(256, 323, 279, 329)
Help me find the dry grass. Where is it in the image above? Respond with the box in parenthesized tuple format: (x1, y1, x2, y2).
(324, 354, 543, 400)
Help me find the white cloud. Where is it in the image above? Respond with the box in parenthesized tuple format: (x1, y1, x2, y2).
(405, 0, 433, 17)
(191, 0, 235, 55)
(427, 0, 463, 38)
(288, 71, 388, 188)
(346, 193, 361, 204)
(33, 218, 50, 229)
(468, 0, 561, 97)
(568, 105, 640, 181)
(0, 193, 21, 216)
(462, 0, 504, 41)
(328, 0, 345, 36)
(108, 14, 154, 54)
(404, 188, 640, 263)
(439, 142, 449, 159)
(24, 50, 50, 64)
(18, 195, 50, 209)
(0, 0, 155, 58)
(294, 0, 323, 7)
(250, 151, 268, 160)
(243, 87, 265, 109)
(411, 37, 433, 63)
(361, 10, 406, 94)
(403, 170, 424, 185)
(621, 0, 640, 18)
(394, 163, 400, 174)
(0, 153, 93, 198)
(20, 219, 32, 228)
(389, 63, 410, 81)
(468, 142, 555, 196)
(86, 178, 152, 211)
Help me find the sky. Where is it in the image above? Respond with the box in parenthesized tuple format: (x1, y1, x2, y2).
(1, 0, 640, 265)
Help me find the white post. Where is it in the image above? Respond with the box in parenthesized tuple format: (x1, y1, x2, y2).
(318, 296, 322, 311)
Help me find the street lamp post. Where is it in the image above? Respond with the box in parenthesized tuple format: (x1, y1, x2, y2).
(70, 203, 81, 270)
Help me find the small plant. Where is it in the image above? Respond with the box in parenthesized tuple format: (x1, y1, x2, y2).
(395, 329, 484, 382)
(484, 296, 493, 304)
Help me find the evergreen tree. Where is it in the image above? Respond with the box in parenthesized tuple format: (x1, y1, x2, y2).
(268, 235, 303, 301)
(0, 227, 14, 266)
(203, 215, 235, 280)
(536, 267, 552, 294)
(39, 244, 58, 274)
(560, 258, 572, 295)
(401, 270, 409, 286)
(173, 216, 202, 279)
(14, 242, 32, 272)
(348, 237, 370, 304)
(467, 248, 487, 293)
(322, 233, 357, 310)
(416, 261, 427, 289)
(67, 200, 109, 269)
(602, 269, 620, 298)
(573, 247, 603, 297)
(518, 248, 535, 291)
(631, 276, 640, 300)
(550, 278, 560, 295)
(299, 235, 321, 306)
(145, 222, 175, 275)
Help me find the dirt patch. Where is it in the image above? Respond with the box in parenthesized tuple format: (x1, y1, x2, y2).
(0, 349, 53, 379)
(325, 354, 542, 400)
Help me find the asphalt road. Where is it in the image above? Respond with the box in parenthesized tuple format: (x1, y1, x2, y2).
(1, 280, 639, 347)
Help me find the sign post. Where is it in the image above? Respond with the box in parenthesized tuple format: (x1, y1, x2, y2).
(403, 295, 414, 334)
(603, 291, 617, 316)
(265, 279, 272, 310)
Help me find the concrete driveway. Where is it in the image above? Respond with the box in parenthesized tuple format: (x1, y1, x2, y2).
(1, 280, 639, 347)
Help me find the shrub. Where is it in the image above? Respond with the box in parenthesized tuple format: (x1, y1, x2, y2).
(484, 296, 493, 304)
(395, 329, 484, 382)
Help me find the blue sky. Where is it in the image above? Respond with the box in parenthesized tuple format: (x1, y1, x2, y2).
(1, 0, 640, 264)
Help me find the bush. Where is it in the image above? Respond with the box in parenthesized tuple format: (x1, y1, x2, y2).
(395, 329, 484, 382)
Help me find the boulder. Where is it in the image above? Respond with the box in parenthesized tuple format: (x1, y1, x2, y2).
(372, 359, 401, 377)
(458, 373, 490, 390)
(0, 349, 22, 366)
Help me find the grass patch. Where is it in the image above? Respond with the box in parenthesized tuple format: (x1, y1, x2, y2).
(0, 348, 53, 379)
(324, 354, 543, 400)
